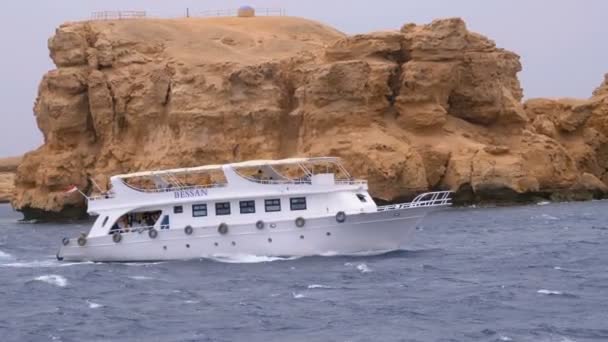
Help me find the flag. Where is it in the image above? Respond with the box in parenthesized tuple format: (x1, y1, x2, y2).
(64, 185, 78, 194)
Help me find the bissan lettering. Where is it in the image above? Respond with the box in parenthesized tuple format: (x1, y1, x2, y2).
(174, 189, 209, 198)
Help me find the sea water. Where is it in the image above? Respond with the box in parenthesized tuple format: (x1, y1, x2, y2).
(0, 202, 607, 342)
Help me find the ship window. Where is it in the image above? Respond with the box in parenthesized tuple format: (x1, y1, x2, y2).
(356, 194, 367, 203)
(239, 200, 256, 214)
(265, 199, 281, 212)
(215, 202, 231, 216)
(290, 197, 307, 211)
(173, 205, 183, 214)
(161, 215, 170, 229)
(102, 216, 109, 227)
(192, 204, 207, 217)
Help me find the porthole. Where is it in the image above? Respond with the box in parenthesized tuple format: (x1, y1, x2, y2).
(268, 238, 272, 243)
(326, 232, 331, 236)
(214, 242, 219, 247)
(231, 241, 236, 246)
(186, 244, 190, 248)
(300, 235, 304, 239)
(163, 246, 167, 250)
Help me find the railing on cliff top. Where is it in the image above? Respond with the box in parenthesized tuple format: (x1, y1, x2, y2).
(198, 8, 286, 17)
(91, 11, 147, 20)
(89, 8, 286, 21)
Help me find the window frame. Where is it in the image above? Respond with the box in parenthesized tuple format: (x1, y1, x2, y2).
(173, 205, 184, 214)
(192, 204, 208, 217)
(290, 197, 307, 211)
(239, 200, 256, 214)
(356, 194, 367, 203)
(215, 202, 231, 216)
(265, 198, 281, 212)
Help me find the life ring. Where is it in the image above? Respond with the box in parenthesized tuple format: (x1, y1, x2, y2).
(62, 237, 70, 246)
(77, 236, 87, 246)
(218, 223, 229, 235)
(336, 211, 346, 223)
(148, 228, 158, 239)
(256, 220, 265, 230)
(113, 232, 122, 243)
(184, 225, 193, 235)
(295, 217, 305, 228)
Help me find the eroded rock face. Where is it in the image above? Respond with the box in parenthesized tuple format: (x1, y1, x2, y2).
(0, 156, 21, 203)
(12, 16, 608, 219)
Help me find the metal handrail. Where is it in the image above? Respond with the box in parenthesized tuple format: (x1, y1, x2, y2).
(109, 224, 163, 235)
(91, 11, 147, 20)
(123, 182, 227, 193)
(377, 191, 452, 211)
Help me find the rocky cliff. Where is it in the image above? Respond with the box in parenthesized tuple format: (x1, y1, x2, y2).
(0, 156, 21, 203)
(12, 16, 608, 219)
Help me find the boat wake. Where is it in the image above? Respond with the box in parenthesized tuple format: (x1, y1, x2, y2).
(208, 254, 301, 264)
(1, 260, 94, 268)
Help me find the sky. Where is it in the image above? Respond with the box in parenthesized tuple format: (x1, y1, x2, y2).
(0, 0, 606, 157)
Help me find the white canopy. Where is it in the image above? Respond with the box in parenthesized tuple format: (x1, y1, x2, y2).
(112, 157, 341, 179)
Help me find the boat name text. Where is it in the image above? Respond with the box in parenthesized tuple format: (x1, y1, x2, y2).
(174, 189, 208, 198)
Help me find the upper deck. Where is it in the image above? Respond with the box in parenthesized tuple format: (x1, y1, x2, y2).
(87, 157, 367, 213)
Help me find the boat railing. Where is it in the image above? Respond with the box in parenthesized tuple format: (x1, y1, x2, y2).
(109, 225, 165, 235)
(377, 191, 453, 211)
(242, 176, 367, 186)
(124, 182, 228, 193)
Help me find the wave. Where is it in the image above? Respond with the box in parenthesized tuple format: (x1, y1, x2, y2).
(292, 292, 306, 299)
(536, 201, 551, 206)
(0, 250, 13, 259)
(86, 300, 103, 309)
(356, 263, 372, 273)
(208, 254, 301, 264)
(536, 289, 578, 298)
(33, 274, 68, 287)
(307, 284, 333, 289)
(128, 275, 156, 281)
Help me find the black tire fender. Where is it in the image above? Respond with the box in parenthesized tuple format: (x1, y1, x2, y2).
(148, 228, 158, 239)
(184, 225, 194, 235)
(77, 236, 87, 246)
(255, 220, 265, 230)
(112, 232, 122, 243)
(336, 211, 346, 223)
(218, 223, 229, 235)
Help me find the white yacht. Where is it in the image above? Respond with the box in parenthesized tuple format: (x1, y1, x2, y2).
(57, 157, 451, 262)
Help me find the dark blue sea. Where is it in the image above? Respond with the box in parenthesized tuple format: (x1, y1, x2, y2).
(1, 201, 607, 342)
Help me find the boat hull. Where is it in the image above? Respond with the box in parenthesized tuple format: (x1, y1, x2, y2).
(57, 206, 443, 262)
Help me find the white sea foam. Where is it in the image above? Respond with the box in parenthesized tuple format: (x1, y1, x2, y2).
(209, 254, 300, 264)
(498, 336, 513, 341)
(86, 300, 103, 309)
(537, 289, 563, 295)
(356, 263, 372, 273)
(1, 260, 93, 268)
(184, 300, 200, 304)
(307, 284, 333, 289)
(0, 250, 13, 259)
(128, 275, 156, 281)
(34, 274, 68, 287)
(292, 292, 306, 299)
(540, 214, 559, 220)
(536, 201, 551, 206)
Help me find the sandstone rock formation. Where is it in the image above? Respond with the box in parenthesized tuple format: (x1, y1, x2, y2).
(0, 156, 21, 203)
(11, 16, 608, 219)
